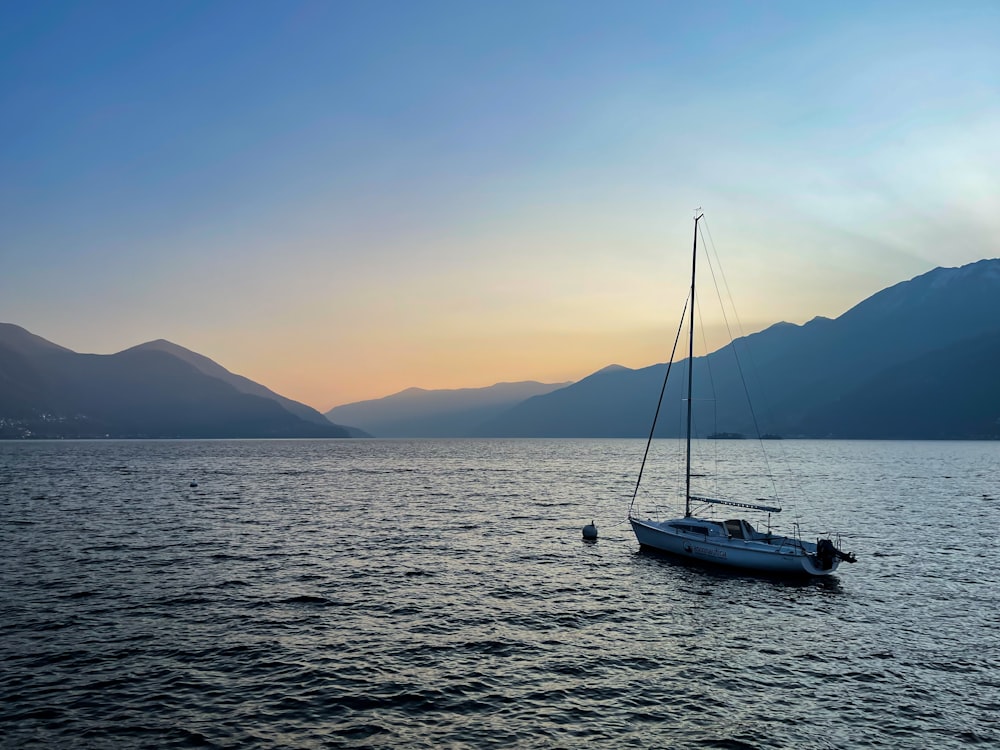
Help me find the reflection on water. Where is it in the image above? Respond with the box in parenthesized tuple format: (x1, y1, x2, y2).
(1, 438, 997, 749)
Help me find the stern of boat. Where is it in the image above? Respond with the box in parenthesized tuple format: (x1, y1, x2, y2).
(804, 537, 857, 575)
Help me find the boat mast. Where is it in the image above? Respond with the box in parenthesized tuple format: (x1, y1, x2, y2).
(685, 211, 703, 517)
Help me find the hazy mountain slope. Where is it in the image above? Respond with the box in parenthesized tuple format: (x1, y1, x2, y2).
(756, 258, 1000, 425)
(325, 381, 570, 437)
(6, 257, 997, 439)
(0, 323, 74, 356)
(0, 325, 351, 438)
(0, 325, 67, 418)
(475, 258, 1000, 438)
(472, 367, 663, 437)
(472, 351, 763, 438)
(793, 330, 1000, 439)
(45, 348, 344, 437)
(0, 344, 47, 416)
(131, 339, 343, 429)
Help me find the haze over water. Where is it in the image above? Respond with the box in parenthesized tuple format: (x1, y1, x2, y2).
(2, 439, 997, 748)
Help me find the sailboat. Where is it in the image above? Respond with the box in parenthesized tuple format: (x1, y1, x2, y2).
(628, 212, 856, 576)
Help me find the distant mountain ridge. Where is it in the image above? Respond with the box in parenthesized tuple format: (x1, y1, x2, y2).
(0, 324, 358, 439)
(795, 328, 1000, 439)
(6, 258, 998, 440)
(325, 381, 570, 437)
(482, 257, 1000, 439)
(328, 258, 1000, 439)
(132, 339, 339, 429)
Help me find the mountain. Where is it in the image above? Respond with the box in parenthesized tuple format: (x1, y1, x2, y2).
(737, 258, 1000, 429)
(793, 329, 1000, 439)
(131, 339, 336, 428)
(0, 324, 356, 439)
(470, 366, 663, 437)
(325, 381, 570, 437)
(475, 258, 1000, 438)
(7, 258, 998, 440)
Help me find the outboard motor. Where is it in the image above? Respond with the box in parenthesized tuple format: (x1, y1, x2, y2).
(816, 538, 857, 569)
(816, 539, 837, 570)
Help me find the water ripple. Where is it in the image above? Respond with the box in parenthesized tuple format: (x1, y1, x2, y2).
(1, 438, 998, 749)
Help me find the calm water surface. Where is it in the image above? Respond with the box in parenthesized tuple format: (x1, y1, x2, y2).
(1, 439, 998, 749)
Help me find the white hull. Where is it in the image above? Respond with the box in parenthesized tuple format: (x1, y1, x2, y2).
(630, 518, 839, 576)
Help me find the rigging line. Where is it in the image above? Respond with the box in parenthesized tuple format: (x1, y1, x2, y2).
(693, 282, 721, 498)
(701, 219, 801, 499)
(628, 293, 690, 518)
(698, 219, 780, 499)
(689, 282, 719, 500)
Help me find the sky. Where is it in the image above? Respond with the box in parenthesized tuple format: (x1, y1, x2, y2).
(2, 1, 999, 411)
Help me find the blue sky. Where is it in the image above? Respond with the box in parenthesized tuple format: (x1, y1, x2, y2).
(2, 1, 998, 408)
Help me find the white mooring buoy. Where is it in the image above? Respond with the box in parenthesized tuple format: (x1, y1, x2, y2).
(582, 521, 598, 540)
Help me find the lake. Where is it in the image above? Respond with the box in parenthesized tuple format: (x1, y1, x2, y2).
(1, 439, 997, 748)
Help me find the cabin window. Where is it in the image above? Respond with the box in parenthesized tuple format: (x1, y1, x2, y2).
(670, 524, 708, 535)
(724, 520, 745, 539)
